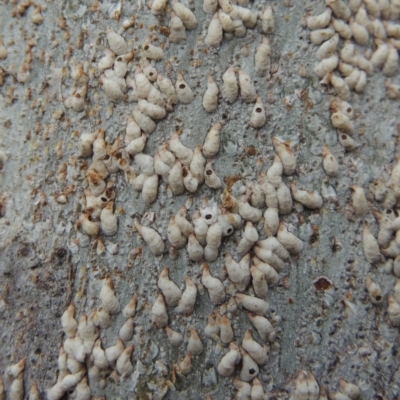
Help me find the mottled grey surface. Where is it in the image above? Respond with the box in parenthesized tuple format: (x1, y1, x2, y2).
(1, 0, 400, 399)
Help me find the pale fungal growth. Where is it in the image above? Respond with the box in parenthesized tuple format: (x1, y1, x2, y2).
(350, 19, 370, 46)
(187, 328, 203, 355)
(340, 41, 357, 65)
(217, 342, 241, 376)
(170, 132, 194, 166)
(176, 352, 192, 376)
(135, 66, 152, 99)
(263, 208, 279, 237)
(132, 106, 157, 134)
(314, 53, 339, 78)
(193, 211, 209, 246)
(205, 13, 223, 47)
(369, 39, 389, 68)
(290, 370, 320, 400)
(157, 74, 178, 102)
(382, 45, 399, 76)
(238, 69, 257, 103)
(338, 379, 361, 400)
(365, 276, 383, 305)
(202, 263, 226, 305)
(152, 293, 169, 328)
(135, 221, 165, 255)
(249, 97, 266, 128)
(6, 358, 26, 379)
(326, 0, 351, 20)
(175, 276, 197, 314)
(253, 246, 285, 272)
(142, 38, 164, 61)
(93, 307, 111, 329)
(61, 304, 78, 338)
(106, 28, 128, 56)
(93, 339, 108, 369)
(365, 0, 381, 17)
(204, 0, 218, 14)
(123, 296, 138, 319)
(248, 181, 265, 209)
(190, 145, 206, 183)
(276, 182, 293, 215)
(203, 122, 222, 157)
(332, 18, 353, 39)
(219, 10, 234, 33)
(234, 379, 251, 399)
(151, 0, 168, 15)
(47, 370, 86, 400)
(310, 27, 336, 45)
(171, 0, 198, 30)
(235, 293, 269, 316)
(183, 166, 199, 192)
(64, 85, 88, 112)
(100, 277, 120, 314)
(272, 138, 296, 176)
(116, 344, 135, 377)
(158, 267, 183, 307)
(169, 11, 187, 43)
(261, 5, 274, 33)
(0, 38, 7, 60)
(257, 237, 290, 261)
(100, 201, 118, 236)
(165, 326, 184, 346)
(204, 160, 222, 189)
(204, 314, 220, 338)
(204, 221, 223, 260)
(176, 205, 194, 237)
(119, 317, 135, 342)
(243, 330, 268, 368)
(237, 221, 259, 255)
(322, 145, 339, 176)
(350, 185, 369, 217)
(290, 182, 323, 210)
(138, 99, 166, 120)
(338, 132, 360, 151)
(363, 224, 381, 264)
(329, 73, 351, 100)
(316, 34, 339, 60)
(78, 313, 99, 354)
(168, 161, 185, 195)
(225, 253, 251, 291)
(239, 348, 260, 381)
(168, 216, 187, 249)
(105, 338, 124, 365)
(126, 134, 147, 156)
(387, 295, 400, 326)
(203, 75, 219, 112)
(233, 22, 246, 39)
(29, 382, 41, 400)
(307, 8, 332, 31)
(277, 222, 304, 255)
(331, 110, 353, 133)
(267, 154, 283, 188)
(238, 195, 263, 223)
(126, 117, 142, 142)
(255, 37, 271, 77)
(222, 67, 239, 103)
(187, 233, 203, 262)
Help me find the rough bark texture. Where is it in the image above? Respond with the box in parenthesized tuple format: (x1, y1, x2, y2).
(1, 0, 400, 399)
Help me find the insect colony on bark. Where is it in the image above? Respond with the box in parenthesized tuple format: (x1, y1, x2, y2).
(1, 0, 399, 398)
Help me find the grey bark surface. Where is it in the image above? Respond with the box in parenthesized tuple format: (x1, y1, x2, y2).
(0, 0, 399, 399)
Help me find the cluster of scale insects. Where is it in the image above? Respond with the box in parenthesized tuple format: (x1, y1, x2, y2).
(2, 0, 400, 398)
